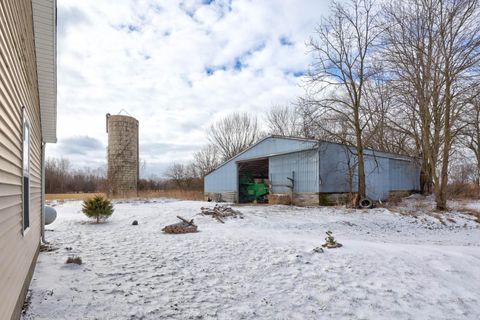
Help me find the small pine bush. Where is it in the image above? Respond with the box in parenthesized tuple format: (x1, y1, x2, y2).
(82, 195, 114, 223)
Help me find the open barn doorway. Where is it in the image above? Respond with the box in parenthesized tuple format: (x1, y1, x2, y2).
(237, 158, 269, 203)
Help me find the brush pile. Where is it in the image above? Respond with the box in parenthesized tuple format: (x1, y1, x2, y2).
(200, 205, 243, 223)
(162, 216, 198, 234)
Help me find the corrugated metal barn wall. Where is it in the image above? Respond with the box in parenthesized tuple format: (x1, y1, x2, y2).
(204, 161, 236, 192)
(269, 150, 319, 193)
(365, 155, 390, 200)
(318, 143, 358, 193)
(204, 137, 318, 193)
(205, 137, 421, 202)
(318, 142, 421, 200)
(389, 158, 421, 191)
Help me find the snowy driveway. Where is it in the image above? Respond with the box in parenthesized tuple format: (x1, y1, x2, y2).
(23, 200, 480, 320)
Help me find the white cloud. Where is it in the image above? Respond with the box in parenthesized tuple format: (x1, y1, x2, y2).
(50, 0, 332, 177)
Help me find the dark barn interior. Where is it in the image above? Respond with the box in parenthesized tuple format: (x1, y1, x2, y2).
(237, 158, 269, 203)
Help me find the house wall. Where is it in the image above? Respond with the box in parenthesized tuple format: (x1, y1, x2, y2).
(0, 0, 43, 318)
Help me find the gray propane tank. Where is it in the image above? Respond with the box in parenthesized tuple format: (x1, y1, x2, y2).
(44, 206, 57, 225)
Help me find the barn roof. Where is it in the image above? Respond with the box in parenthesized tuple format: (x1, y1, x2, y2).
(205, 136, 319, 176)
(206, 135, 418, 177)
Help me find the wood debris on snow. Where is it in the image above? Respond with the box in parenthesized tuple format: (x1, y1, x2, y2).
(162, 216, 198, 234)
(199, 205, 243, 223)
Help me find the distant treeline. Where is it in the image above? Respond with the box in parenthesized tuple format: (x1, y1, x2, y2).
(45, 158, 202, 194)
(45, 158, 105, 193)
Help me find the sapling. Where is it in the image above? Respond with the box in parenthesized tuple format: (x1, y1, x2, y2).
(322, 230, 342, 248)
(82, 195, 114, 223)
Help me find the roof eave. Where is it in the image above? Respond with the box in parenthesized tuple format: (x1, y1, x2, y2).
(32, 0, 57, 143)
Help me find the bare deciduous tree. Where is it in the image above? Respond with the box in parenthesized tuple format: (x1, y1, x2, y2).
(207, 112, 261, 161)
(165, 163, 196, 190)
(45, 157, 107, 193)
(461, 92, 480, 185)
(384, 0, 480, 209)
(305, 0, 382, 204)
(45, 157, 71, 193)
(265, 105, 303, 137)
(362, 80, 414, 154)
(383, 0, 443, 195)
(435, 0, 480, 209)
(193, 144, 220, 177)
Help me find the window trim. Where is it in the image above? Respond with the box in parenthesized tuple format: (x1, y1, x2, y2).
(22, 107, 31, 235)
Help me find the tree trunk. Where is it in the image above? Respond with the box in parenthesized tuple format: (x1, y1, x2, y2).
(420, 160, 433, 194)
(355, 106, 366, 204)
(436, 67, 452, 211)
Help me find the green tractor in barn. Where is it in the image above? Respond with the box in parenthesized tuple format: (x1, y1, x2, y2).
(239, 174, 269, 203)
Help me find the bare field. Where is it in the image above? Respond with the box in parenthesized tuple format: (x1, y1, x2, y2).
(137, 189, 204, 201)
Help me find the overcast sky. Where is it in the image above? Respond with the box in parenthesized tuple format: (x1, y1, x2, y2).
(48, 0, 331, 177)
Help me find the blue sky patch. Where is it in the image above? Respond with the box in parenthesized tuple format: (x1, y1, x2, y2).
(119, 23, 141, 33)
(284, 70, 306, 77)
(205, 65, 227, 75)
(280, 36, 294, 46)
(128, 24, 140, 32)
(233, 58, 243, 71)
(205, 67, 214, 75)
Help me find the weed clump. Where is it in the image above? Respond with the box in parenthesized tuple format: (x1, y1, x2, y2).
(65, 256, 82, 265)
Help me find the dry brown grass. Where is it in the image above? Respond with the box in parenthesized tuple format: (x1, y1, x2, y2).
(456, 206, 480, 224)
(447, 183, 480, 200)
(46, 193, 106, 201)
(46, 190, 204, 202)
(137, 189, 204, 201)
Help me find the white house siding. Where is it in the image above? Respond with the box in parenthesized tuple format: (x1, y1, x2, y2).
(0, 0, 48, 318)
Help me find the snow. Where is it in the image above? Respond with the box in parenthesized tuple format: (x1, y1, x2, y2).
(23, 199, 480, 320)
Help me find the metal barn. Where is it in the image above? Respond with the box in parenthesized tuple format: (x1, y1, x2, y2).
(204, 136, 420, 206)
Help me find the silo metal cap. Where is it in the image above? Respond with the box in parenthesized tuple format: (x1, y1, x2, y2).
(106, 113, 111, 132)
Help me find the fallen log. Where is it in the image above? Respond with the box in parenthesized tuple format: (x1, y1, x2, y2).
(162, 216, 198, 234)
(176, 215, 195, 226)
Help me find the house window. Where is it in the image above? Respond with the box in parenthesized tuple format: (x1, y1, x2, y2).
(23, 111, 30, 231)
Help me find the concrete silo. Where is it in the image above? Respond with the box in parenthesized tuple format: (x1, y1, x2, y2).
(106, 113, 139, 197)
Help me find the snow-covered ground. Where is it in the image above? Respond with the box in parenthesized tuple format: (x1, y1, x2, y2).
(23, 199, 480, 320)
